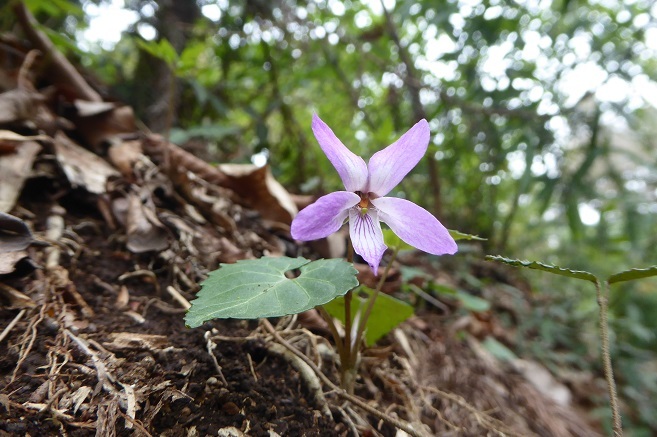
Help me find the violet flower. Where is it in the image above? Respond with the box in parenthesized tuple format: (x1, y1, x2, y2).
(291, 114, 457, 275)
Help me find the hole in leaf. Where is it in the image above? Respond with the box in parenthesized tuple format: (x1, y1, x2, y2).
(284, 268, 301, 279)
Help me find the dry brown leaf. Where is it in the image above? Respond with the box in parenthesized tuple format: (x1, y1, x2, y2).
(74, 105, 136, 148)
(125, 191, 169, 253)
(115, 285, 129, 309)
(73, 99, 116, 117)
(218, 164, 297, 225)
(104, 332, 168, 351)
(0, 212, 33, 252)
(0, 250, 28, 275)
(0, 88, 43, 124)
(107, 140, 143, 179)
(0, 130, 49, 142)
(0, 282, 35, 308)
(0, 140, 41, 212)
(53, 131, 119, 194)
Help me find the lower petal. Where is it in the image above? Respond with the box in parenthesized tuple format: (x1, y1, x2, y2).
(291, 191, 359, 241)
(372, 197, 457, 255)
(349, 209, 387, 275)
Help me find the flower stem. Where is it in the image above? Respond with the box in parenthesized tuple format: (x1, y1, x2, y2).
(596, 280, 623, 436)
(349, 247, 399, 368)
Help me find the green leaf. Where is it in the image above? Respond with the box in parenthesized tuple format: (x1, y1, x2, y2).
(428, 283, 490, 312)
(456, 291, 491, 312)
(185, 257, 358, 327)
(137, 38, 178, 67)
(449, 229, 487, 241)
(482, 337, 517, 362)
(382, 228, 412, 250)
(608, 266, 657, 285)
(323, 287, 414, 346)
(486, 255, 597, 283)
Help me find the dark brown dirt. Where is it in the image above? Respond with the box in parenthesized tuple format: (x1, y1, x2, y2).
(0, 187, 341, 436)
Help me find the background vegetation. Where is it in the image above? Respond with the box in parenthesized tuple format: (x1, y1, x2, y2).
(4, 0, 657, 433)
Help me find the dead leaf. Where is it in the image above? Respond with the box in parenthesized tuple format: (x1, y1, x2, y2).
(0, 130, 49, 153)
(0, 88, 43, 124)
(107, 140, 143, 179)
(511, 359, 572, 407)
(73, 99, 115, 117)
(218, 164, 297, 224)
(0, 283, 36, 308)
(0, 140, 41, 212)
(0, 130, 50, 142)
(74, 105, 136, 148)
(115, 285, 129, 309)
(0, 250, 30, 275)
(53, 131, 119, 194)
(0, 212, 33, 252)
(125, 191, 169, 253)
(104, 332, 168, 351)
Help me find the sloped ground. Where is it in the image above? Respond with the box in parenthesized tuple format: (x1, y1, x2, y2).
(1, 4, 603, 436)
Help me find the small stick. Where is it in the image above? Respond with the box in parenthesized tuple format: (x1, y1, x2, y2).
(204, 331, 228, 385)
(0, 309, 27, 344)
(166, 286, 191, 309)
(262, 319, 426, 437)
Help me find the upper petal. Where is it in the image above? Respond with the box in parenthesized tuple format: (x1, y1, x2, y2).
(291, 191, 359, 241)
(312, 114, 368, 192)
(372, 197, 457, 255)
(367, 119, 430, 196)
(348, 208, 387, 276)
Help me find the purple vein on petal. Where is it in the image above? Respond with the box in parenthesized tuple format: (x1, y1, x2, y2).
(349, 208, 387, 275)
(291, 191, 360, 241)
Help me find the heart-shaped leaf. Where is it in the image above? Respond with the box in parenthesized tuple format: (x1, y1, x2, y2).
(185, 257, 358, 327)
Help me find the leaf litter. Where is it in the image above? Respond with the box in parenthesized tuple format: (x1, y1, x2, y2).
(0, 4, 604, 436)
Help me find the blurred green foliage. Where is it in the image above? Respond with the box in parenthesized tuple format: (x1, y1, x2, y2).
(4, 0, 657, 432)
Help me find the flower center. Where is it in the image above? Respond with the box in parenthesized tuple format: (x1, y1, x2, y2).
(355, 191, 372, 216)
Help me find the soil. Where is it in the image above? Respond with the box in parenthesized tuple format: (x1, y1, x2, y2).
(1, 182, 342, 436)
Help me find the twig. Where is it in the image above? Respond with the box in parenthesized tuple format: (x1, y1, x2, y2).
(267, 342, 332, 417)
(204, 331, 228, 385)
(0, 309, 26, 344)
(119, 412, 153, 437)
(166, 286, 191, 309)
(12, 1, 102, 102)
(44, 206, 65, 270)
(262, 319, 426, 437)
(12, 303, 45, 382)
(423, 386, 524, 437)
(17, 49, 40, 90)
(407, 284, 449, 313)
(65, 329, 119, 395)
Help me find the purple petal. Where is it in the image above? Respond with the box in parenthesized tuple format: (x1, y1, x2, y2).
(348, 209, 387, 275)
(291, 191, 359, 241)
(312, 114, 368, 192)
(367, 119, 430, 196)
(372, 197, 457, 255)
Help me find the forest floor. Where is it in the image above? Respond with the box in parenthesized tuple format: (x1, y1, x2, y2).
(1, 7, 606, 436)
